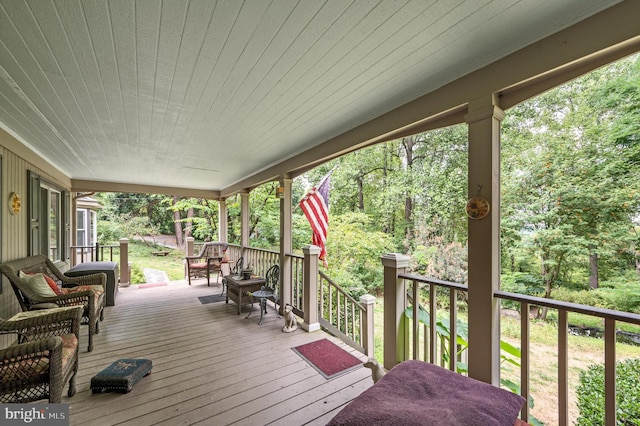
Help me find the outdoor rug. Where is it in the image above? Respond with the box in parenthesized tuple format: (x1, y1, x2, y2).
(292, 338, 362, 380)
(198, 294, 226, 304)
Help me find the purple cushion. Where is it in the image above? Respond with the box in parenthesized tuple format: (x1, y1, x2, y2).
(328, 360, 525, 426)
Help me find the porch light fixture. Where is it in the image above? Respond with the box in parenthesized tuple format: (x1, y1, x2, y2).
(276, 186, 285, 199)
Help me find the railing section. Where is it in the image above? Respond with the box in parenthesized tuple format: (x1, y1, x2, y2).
(70, 242, 119, 266)
(239, 245, 374, 356)
(396, 272, 640, 426)
(318, 271, 369, 353)
(400, 274, 468, 370)
(242, 247, 279, 278)
(206, 244, 374, 356)
(286, 253, 304, 317)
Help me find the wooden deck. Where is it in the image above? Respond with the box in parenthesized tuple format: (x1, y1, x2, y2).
(64, 280, 372, 426)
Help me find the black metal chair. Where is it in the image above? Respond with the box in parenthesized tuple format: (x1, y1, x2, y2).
(246, 264, 280, 325)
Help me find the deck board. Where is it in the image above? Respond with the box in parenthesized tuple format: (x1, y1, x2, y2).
(64, 280, 372, 425)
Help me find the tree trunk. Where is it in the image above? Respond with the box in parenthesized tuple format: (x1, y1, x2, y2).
(185, 207, 194, 239)
(357, 177, 364, 211)
(173, 208, 183, 248)
(540, 254, 552, 321)
(402, 136, 415, 252)
(589, 248, 599, 289)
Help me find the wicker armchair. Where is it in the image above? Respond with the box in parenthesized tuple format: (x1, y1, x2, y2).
(185, 242, 228, 286)
(0, 306, 83, 403)
(0, 255, 106, 352)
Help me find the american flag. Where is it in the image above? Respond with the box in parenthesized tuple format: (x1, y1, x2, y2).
(299, 171, 332, 267)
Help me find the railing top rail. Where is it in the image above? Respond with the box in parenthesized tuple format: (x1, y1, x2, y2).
(399, 273, 469, 292)
(400, 272, 640, 324)
(495, 290, 640, 325)
(284, 252, 304, 259)
(230, 245, 279, 256)
(70, 245, 119, 250)
(319, 270, 364, 308)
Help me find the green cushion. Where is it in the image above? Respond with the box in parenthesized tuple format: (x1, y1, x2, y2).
(19, 271, 57, 298)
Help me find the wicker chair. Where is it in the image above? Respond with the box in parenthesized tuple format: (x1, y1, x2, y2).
(0, 255, 106, 352)
(0, 306, 83, 403)
(185, 242, 228, 286)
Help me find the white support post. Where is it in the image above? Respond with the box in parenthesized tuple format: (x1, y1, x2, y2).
(279, 176, 293, 310)
(302, 245, 321, 332)
(381, 253, 411, 370)
(119, 238, 130, 286)
(185, 236, 195, 279)
(218, 198, 228, 243)
(240, 191, 250, 250)
(465, 94, 503, 386)
(360, 294, 376, 356)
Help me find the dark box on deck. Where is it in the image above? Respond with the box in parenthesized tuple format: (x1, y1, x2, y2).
(90, 358, 152, 393)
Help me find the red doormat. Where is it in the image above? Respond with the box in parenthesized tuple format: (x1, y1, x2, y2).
(292, 338, 362, 379)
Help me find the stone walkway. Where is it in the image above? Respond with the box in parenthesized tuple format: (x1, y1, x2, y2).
(143, 267, 170, 284)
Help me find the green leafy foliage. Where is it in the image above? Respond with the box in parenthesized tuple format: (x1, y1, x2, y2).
(323, 213, 395, 296)
(576, 358, 640, 425)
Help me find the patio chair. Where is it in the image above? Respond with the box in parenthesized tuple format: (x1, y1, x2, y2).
(220, 256, 244, 295)
(246, 264, 280, 325)
(185, 242, 228, 286)
(0, 255, 106, 352)
(0, 306, 83, 403)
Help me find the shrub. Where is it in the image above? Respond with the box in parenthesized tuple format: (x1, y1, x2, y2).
(130, 263, 145, 284)
(576, 358, 640, 425)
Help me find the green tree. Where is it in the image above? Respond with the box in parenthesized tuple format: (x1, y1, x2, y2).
(501, 54, 640, 313)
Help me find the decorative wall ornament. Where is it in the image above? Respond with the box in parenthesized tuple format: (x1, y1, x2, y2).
(9, 192, 21, 215)
(466, 197, 490, 220)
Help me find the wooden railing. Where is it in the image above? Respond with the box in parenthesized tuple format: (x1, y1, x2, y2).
(68, 238, 131, 285)
(241, 246, 279, 278)
(319, 271, 371, 353)
(219, 245, 375, 355)
(286, 253, 304, 317)
(397, 272, 640, 426)
(70, 242, 119, 266)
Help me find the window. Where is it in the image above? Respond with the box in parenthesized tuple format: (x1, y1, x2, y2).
(43, 184, 61, 261)
(28, 171, 69, 262)
(76, 209, 87, 246)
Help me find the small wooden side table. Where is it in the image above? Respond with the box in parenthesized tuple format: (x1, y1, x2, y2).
(225, 275, 265, 315)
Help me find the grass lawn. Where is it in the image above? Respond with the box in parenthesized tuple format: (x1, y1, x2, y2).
(126, 240, 186, 282)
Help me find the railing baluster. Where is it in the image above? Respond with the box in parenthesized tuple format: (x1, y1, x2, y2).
(429, 284, 437, 364)
(423, 322, 427, 362)
(449, 289, 457, 371)
(521, 301, 530, 423)
(558, 309, 568, 426)
(604, 317, 616, 426)
(412, 280, 420, 360)
(343, 295, 348, 335)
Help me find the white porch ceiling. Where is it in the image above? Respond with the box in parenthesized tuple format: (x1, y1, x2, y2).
(0, 0, 626, 195)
